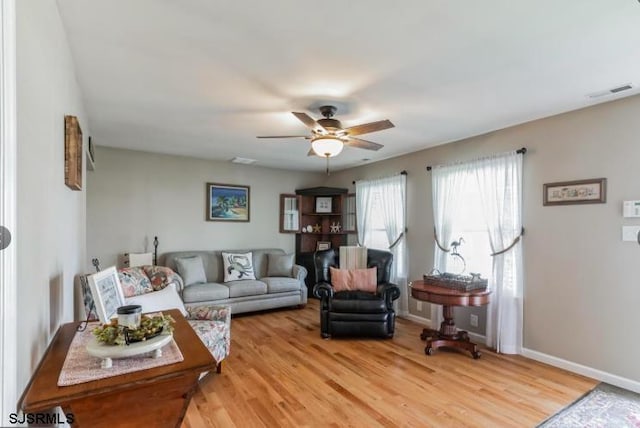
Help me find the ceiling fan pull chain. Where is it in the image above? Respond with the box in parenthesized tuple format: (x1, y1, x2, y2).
(326, 156, 330, 175)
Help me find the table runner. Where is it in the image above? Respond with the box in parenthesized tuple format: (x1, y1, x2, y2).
(58, 322, 184, 386)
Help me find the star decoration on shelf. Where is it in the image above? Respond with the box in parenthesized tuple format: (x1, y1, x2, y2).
(313, 224, 322, 233)
(330, 222, 342, 233)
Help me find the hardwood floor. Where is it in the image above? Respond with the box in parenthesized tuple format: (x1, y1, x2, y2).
(182, 300, 596, 427)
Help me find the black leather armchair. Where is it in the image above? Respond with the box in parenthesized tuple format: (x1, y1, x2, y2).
(312, 248, 401, 338)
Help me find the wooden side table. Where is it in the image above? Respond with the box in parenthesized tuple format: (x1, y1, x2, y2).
(410, 280, 491, 359)
(18, 309, 216, 428)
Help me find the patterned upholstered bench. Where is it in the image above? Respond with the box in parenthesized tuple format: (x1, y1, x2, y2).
(81, 266, 231, 374)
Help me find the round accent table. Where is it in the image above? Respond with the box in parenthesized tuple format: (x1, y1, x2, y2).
(410, 280, 491, 359)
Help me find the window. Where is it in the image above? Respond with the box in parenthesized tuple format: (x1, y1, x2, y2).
(443, 177, 492, 280)
(431, 150, 524, 354)
(356, 174, 408, 313)
(364, 192, 389, 251)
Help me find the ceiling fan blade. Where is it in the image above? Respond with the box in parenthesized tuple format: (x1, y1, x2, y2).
(345, 137, 384, 151)
(292, 112, 326, 133)
(256, 135, 309, 139)
(344, 119, 394, 136)
(307, 148, 316, 157)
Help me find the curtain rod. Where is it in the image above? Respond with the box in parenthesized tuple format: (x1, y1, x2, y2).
(426, 147, 526, 171)
(352, 170, 407, 185)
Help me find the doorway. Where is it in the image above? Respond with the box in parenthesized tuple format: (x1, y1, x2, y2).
(0, 0, 18, 423)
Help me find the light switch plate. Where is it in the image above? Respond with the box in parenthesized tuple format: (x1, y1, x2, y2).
(622, 226, 640, 241)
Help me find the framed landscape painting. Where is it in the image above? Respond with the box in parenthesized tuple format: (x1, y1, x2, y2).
(207, 183, 250, 222)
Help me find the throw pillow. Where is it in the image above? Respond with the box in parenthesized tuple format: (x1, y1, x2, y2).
(330, 267, 377, 293)
(118, 267, 153, 297)
(143, 265, 183, 291)
(175, 256, 207, 286)
(222, 252, 256, 282)
(267, 253, 294, 277)
(125, 283, 188, 317)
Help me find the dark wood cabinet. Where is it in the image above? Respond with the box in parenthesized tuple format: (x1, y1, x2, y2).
(279, 187, 356, 291)
(295, 187, 349, 254)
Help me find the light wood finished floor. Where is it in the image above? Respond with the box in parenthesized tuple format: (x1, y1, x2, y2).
(182, 299, 597, 427)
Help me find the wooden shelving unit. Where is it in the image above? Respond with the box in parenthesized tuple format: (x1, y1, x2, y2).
(296, 186, 348, 253)
(278, 187, 356, 291)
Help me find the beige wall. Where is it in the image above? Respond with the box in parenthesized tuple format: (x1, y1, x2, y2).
(324, 94, 640, 382)
(16, 0, 88, 392)
(87, 147, 323, 267)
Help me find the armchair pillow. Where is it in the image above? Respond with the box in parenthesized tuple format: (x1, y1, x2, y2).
(143, 265, 183, 291)
(330, 267, 377, 293)
(175, 256, 207, 286)
(267, 253, 294, 277)
(222, 252, 256, 282)
(118, 267, 153, 297)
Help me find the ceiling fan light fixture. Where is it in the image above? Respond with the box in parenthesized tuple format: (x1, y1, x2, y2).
(311, 136, 344, 157)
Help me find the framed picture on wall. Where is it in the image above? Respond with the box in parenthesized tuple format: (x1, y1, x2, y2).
(543, 178, 607, 206)
(207, 183, 250, 222)
(87, 266, 125, 324)
(64, 115, 83, 191)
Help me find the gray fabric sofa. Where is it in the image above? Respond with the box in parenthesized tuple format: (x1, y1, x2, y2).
(162, 248, 307, 315)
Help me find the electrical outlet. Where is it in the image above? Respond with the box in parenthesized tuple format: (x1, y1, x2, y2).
(416, 301, 423, 311)
(470, 314, 479, 327)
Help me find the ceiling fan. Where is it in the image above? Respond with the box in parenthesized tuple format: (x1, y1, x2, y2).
(257, 105, 394, 159)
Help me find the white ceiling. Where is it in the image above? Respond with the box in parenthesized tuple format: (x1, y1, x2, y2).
(56, 0, 640, 172)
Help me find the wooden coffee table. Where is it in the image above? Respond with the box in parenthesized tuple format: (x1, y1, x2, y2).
(18, 309, 216, 428)
(410, 280, 491, 359)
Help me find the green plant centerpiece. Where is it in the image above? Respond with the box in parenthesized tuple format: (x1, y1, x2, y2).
(93, 314, 175, 346)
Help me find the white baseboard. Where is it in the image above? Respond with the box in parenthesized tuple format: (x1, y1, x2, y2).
(400, 313, 431, 326)
(522, 348, 640, 394)
(399, 315, 640, 393)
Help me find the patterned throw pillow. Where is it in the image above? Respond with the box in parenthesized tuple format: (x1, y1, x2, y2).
(118, 267, 153, 297)
(142, 265, 183, 291)
(330, 267, 377, 293)
(222, 252, 256, 282)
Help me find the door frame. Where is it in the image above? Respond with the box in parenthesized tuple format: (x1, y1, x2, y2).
(0, 0, 17, 422)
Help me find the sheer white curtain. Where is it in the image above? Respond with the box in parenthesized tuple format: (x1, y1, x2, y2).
(377, 174, 408, 314)
(356, 174, 408, 314)
(355, 180, 375, 247)
(431, 163, 470, 328)
(475, 151, 523, 354)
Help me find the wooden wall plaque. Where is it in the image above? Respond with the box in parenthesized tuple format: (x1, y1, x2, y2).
(64, 115, 82, 190)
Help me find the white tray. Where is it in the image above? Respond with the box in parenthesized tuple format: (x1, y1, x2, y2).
(86, 333, 173, 369)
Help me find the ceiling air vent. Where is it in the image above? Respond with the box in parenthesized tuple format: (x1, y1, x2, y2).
(587, 83, 634, 99)
(231, 157, 257, 165)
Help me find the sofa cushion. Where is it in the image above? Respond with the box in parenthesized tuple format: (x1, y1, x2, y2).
(266, 253, 294, 277)
(175, 256, 207, 286)
(125, 283, 188, 316)
(228, 280, 267, 298)
(261, 277, 301, 294)
(118, 267, 153, 297)
(222, 252, 256, 282)
(331, 291, 387, 313)
(182, 283, 230, 303)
